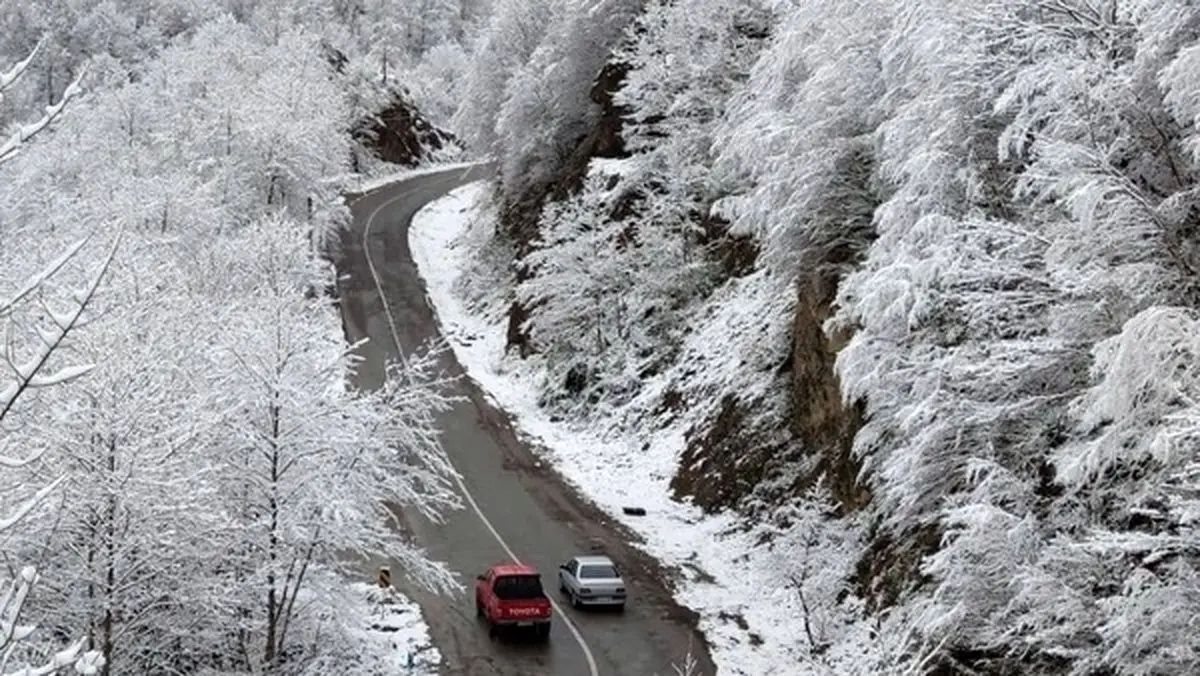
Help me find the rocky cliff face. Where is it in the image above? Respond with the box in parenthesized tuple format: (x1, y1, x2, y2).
(668, 251, 873, 517)
(323, 41, 457, 170)
(353, 92, 457, 168)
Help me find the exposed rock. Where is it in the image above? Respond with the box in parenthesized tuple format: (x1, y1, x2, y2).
(698, 212, 758, 280)
(589, 61, 632, 159)
(318, 41, 458, 170)
(852, 525, 940, 614)
(671, 141, 876, 517)
(353, 92, 458, 168)
(320, 40, 348, 74)
(788, 261, 870, 514)
(672, 393, 791, 512)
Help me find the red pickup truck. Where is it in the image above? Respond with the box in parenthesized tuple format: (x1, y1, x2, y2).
(474, 562, 552, 641)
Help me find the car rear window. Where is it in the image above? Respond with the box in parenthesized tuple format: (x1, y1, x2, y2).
(493, 574, 544, 600)
(578, 564, 618, 579)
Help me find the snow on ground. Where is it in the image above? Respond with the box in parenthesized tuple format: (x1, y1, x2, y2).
(348, 582, 441, 674)
(409, 181, 822, 676)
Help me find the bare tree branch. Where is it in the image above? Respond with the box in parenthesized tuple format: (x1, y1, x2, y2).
(0, 231, 121, 422)
(0, 60, 88, 165)
(0, 39, 43, 95)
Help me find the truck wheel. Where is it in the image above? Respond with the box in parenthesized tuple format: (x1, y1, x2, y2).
(536, 624, 551, 642)
(475, 600, 483, 618)
(486, 621, 497, 640)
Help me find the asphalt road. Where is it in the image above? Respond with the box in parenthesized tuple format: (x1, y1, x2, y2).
(336, 164, 717, 676)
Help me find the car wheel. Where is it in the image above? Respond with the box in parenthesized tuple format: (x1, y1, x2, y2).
(614, 602, 625, 614)
(571, 591, 582, 610)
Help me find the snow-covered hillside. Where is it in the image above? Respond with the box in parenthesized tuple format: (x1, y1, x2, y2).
(0, 2, 482, 673)
(450, 0, 1200, 673)
(412, 182, 876, 675)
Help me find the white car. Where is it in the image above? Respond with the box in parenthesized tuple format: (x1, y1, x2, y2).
(557, 555, 627, 610)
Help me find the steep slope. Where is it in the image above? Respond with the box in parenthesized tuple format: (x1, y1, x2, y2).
(451, 0, 1200, 673)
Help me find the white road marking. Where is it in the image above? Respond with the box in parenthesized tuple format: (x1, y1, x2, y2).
(360, 166, 601, 676)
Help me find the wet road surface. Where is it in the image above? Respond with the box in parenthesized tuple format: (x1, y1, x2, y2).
(336, 164, 717, 676)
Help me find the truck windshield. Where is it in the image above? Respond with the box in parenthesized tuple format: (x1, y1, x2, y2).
(493, 574, 544, 600)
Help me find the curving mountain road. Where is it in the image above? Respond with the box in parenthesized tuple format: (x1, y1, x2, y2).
(336, 163, 717, 676)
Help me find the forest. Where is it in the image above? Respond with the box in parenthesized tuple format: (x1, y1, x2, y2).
(452, 0, 1200, 673)
(4, 0, 1200, 674)
(0, 1, 481, 673)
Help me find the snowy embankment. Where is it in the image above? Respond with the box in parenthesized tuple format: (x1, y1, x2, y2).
(349, 582, 441, 674)
(409, 181, 825, 676)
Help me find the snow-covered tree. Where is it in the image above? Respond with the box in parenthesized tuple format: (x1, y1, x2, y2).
(818, 1, 1200, 670)
(194, 215, 461, 672)
(452, 0, 553, 155)
(518, 173, 638, 395)
(0, 1, 487, 672)
(492, 0, 644, 201)
(0, 36, 85, 165)
(0, 38, 107, 676)
(0, 241, 114, 676)
(618, 0, 770, 222)
(1039, 305, 1200, 673)
(9, 273, 228, 676)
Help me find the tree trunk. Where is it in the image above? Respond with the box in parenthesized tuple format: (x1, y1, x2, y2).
(263, 398, 282, 669)
(86, 524, 96, 654)
(594, 290, 605, 354)
(101, 438, 118, 676)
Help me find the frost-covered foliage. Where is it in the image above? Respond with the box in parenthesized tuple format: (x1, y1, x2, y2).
(457, 0, 1200, 671)
(0, 0, 484, 136)
(455, 0, 645, 200)
(0, 38, 105, 676)
(0, 7, 462, 674)
(1, 16, 353, 253)
(518, 166, 702, 409)
(11, 288, 222, 675)
(190, 216, 460, 673)
(464, 0, 774, 413)
(495, 0, 645, 200)
(619, 0, 771, 237)
(824, 2, 1200, 671)
(452, 0, 549, 155)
